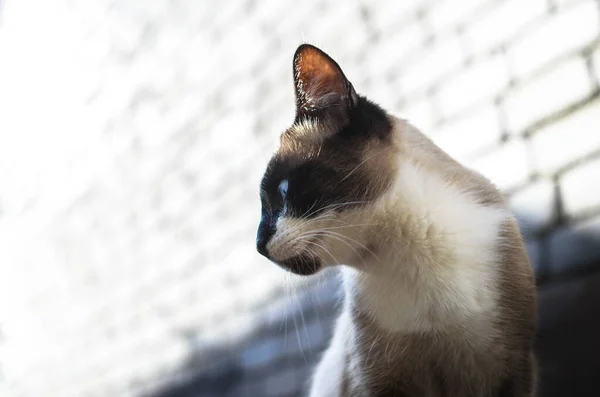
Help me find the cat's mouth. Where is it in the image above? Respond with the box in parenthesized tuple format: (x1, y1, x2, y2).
(276, 255, 321, 276)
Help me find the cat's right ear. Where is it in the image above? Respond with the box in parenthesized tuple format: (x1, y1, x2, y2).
(292, 44, 358, 123)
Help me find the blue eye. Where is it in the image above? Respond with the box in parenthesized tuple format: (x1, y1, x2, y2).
(278, 179, 288, 199)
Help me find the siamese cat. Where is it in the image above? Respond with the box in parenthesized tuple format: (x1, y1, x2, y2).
(256, 44, 537, 397)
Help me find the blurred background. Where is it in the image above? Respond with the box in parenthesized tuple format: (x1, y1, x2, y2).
(0, 0, 599, 396)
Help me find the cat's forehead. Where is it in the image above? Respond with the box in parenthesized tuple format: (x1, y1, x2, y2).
(262, 97, 396, 192)
(288, 118, 337, 140)
(277, 118, 337, 158)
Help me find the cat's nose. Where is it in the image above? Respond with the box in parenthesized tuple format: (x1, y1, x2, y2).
(256, 224, 273, 258)
(256, 236, 269, 258)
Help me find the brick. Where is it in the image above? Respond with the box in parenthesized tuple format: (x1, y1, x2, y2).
(593, 46, 600, 84)
(254, 0, 310, 31)
(400, 37, 464, 94)
(504, 57, 593, 133)
(367, 79, 402, 113)
(510, 179, 556, 234)
(427, 0, 491, 31)
(211, 1, 246, 28)
(510, 0, 599, 78)
(465, 0, 547, 54)
(548, 214, 600, 275)
(431, 105, 502, 162)
(308, 7, 370, 62)
(555, 0, 589, 5)
(532, 99, 600, 174)
(437, 56, 509, 117)
(366, 22, 426, 78)
(369, 0, 424, 32)
(218, 23, 269, 76)
(400, 96, 436, 133)
(469, 139, 530, 190)
(271, 1, 321, 39)
(561, 157, 600, 218)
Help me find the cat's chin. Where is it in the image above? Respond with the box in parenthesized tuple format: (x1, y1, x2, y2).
(277, 255, 321, 276)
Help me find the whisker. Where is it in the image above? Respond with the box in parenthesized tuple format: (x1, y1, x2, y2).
(311, 223, 376, 231)
(292, 219, 371, 242)
(300, 200, 371, 219)
(312, 232, 368, 266)
(295, 287, 312, 356)
(301, 233, 358, 267)
(276, 201, 372, 247)
(365, 332, 382, 370)
(294, 234, 338, 263)
(336, 148, 385, 185)
(282, 273, 290, 348)
(304, 239, 340, 266)
(276, 211, 335, 242)
(314, 230, 381, 263)
(300, 199, 322, 219)
(291, 303, 307, 364)
(274, 212, 342, 246)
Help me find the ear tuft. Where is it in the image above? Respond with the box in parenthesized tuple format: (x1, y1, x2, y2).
(292, 44, 357, 120)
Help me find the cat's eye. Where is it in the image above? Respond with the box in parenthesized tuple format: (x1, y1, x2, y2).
(278, 179, 288, 200)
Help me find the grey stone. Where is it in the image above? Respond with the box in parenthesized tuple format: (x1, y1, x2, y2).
(510, 179, 556, 234)
(504, 58, 593, 133)
(464, 0, 547, 53)
(509, 0, 599, 78)
(532, 99, 600, 174)
(560, 157, 600, 219)
(548, 215, 600, 275)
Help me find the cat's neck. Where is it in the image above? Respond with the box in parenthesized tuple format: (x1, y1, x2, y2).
(342, 120, 509, 333)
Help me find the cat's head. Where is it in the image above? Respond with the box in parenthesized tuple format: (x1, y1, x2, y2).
(257, 44, 396, 275)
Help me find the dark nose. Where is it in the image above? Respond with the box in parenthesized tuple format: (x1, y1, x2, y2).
(256, 224, 272, 258)
(257, 237, 269, 258)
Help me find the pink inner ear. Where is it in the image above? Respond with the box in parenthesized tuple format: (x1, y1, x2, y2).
(294, 46, 346, 110)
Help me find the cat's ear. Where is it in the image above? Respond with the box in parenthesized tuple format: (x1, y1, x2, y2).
(292, 44, 358, 122)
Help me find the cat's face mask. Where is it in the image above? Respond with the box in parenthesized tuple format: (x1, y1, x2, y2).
(257, 44, 395, 275)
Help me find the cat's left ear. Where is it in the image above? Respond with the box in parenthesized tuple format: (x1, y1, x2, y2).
(292, 44, 358, 122)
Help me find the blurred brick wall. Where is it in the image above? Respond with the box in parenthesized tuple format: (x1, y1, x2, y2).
(0, 0, 599, 396)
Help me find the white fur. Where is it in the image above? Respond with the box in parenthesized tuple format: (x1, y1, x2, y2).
(308, 150, 508, 396)
(309, 307, 351, 397)
(271, 121, 510, 395)
(344, 160, 507, 332)
(288, 118, 320, 139)
(269, 144, 508, 334)
(285, 118, 337, 147)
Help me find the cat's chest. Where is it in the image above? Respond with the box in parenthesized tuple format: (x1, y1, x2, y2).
(344, 311, 504, 397)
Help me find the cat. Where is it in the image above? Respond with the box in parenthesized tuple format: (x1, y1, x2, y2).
(256, 44, 537, 397)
